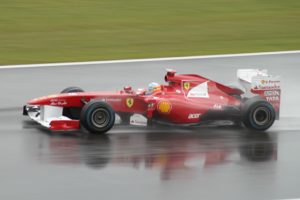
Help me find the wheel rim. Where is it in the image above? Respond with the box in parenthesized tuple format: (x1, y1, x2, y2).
(253, 107, 271, 126)
(91, 108, 110, 128)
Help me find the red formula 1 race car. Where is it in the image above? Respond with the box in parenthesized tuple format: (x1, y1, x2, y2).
(23, 69, 281, 134)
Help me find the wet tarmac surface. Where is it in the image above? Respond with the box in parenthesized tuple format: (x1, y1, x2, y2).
(2, 110, 300, 200)
(0, 53, 300, 199)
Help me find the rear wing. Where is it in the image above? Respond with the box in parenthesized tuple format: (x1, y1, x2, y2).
(237, 69, 281, 119)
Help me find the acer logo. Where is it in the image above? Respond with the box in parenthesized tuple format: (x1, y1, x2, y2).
(188, 113, 201, 119)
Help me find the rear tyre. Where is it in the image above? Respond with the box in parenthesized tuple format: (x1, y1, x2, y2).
(242, 97, 275, 131)
(61, 86, 84, 93)
(80, 101, 115, 134)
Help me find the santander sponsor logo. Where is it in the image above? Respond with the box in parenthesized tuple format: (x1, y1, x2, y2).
(256, 80, 280, 89)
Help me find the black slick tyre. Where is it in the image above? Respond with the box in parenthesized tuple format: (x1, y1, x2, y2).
(80, 101, 115, 134)
(242, 97, 275, 131)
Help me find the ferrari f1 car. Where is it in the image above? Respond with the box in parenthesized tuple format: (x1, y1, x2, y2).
(23, 69, 281, 134)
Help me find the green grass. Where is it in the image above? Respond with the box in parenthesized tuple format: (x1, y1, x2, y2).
(0, 0, 300, 64)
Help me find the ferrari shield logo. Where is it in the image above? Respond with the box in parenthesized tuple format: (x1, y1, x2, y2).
(126, 97, 134, 108)
(183, 82, 190, 90)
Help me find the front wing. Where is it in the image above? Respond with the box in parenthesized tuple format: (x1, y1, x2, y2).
(23, 105, 80, 131)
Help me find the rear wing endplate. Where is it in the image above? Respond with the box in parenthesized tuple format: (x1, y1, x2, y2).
(237, 69, 281, 119)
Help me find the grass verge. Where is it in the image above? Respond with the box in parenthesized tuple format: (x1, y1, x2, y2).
(0, 0, 300, 64)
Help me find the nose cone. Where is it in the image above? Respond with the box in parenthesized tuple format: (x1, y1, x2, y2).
(28, 94, 59, 105)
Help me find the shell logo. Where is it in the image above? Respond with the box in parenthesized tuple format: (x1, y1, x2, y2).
(261, 80, 267, 84)
(157, 101, 172, 114)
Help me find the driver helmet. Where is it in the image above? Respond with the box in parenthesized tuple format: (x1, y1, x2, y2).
(147, 82, 161, 95)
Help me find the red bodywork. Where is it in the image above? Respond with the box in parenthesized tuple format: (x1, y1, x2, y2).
(26, 71, 248, 131)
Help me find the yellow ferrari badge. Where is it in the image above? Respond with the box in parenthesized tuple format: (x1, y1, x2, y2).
(183, 82, 190, 90)
(126, 97, 134, 108)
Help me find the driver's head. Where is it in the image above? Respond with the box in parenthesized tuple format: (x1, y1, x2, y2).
(147, 82, 161, 94)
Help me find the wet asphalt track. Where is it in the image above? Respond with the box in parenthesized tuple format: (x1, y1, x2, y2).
(0, 53, 300, 200)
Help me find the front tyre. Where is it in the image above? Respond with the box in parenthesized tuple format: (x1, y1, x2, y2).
(80, 101, 115, 134)
(242, 97, 275, 131)
(61, 86, 84, 119)
(61, 86, 84, 93)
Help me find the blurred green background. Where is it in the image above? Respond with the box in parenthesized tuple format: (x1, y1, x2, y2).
(0, 0, 299, 64)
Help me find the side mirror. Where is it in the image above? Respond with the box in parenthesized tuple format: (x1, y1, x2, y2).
(124, 86, 133, 93)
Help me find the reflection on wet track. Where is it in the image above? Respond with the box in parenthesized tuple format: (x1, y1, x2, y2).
(25, 125, 277, 180)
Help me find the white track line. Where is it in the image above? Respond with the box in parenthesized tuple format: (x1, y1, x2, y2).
(278, 199, 300, 200)
(0, 50, 300, 69)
